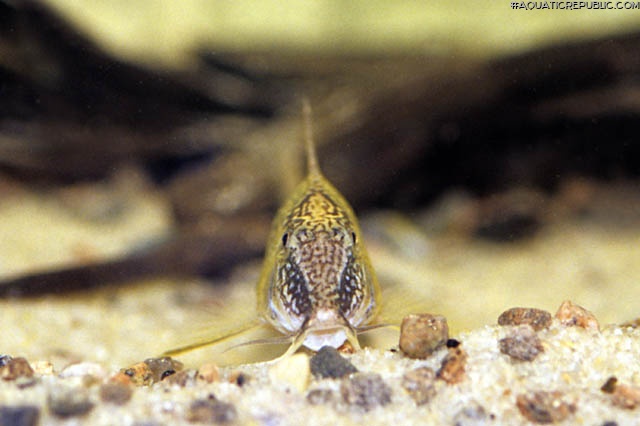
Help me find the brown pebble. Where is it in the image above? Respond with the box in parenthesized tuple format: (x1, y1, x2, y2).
(306, 388, 334, 405)
(399, 314, 449, 359)
(121, 357, 183, 386)
(340, 373, 392, 411)
(499, 325, 544, 361)
(310, 346, 358, 379)
(99, 382, 133, 405)
(109, 371, 134, 386)
(621, 317, 640, 328)
(516, 391, 576, 423)
(0, 357, 34, 381)
(437, 346, 467, 384)
(555, 300, 600, 331)
(187, 398, 237, 424)
(601, 376, 618, 393)
(48, 387, 94, 418)
(121, 362, 153, 386)
(498, 307, 552, 331)
(0, 405, 40, 426)
(196, 363, 220, 383)
(402, 367, 436, 405)
(144, 357, 184, 382)
(337, 340, 357, 354)
(162, 370, 193, 387)
(610, 382, 640, 409)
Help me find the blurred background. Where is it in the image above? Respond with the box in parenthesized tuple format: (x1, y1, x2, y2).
(1, 0, 640, 366)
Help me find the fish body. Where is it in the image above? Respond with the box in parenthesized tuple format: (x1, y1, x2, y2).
(164, 102, 380, 359)
(257, 102, 380, 355)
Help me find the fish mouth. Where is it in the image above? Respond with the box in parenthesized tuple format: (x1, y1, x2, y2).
(303, 327, 349, 351)
(297, 308, 392, 351)
(221, 309, 390, 359)
(296, 308, 358, 351)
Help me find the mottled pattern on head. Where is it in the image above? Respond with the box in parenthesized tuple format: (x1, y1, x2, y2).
(256, 100, 380, 354)
(278, 188, 366, 318)
(258, 172, 378, 335)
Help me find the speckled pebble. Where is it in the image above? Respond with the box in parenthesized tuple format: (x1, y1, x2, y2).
(402, 367, 436, 405)
(497, 307, 552, 331)
(310, 346, 358, 379)
(187, 398, 237, 424)
(269, 353, 310, 392)
(437, 346, 467, 384)
(0, 405, 40, 426)
(516, 391, 576, 423)
(555, 300, 600, 331)
(399, 313, 449, 359)
(0, 357, 34, 381)
(121, 362, 153, 386)
(122, 357, 183, 386)
(499, 325, 544, 361)
(340, 373, 392, 411)
(306, 388, 335, 405)
(144, 357, 184, 382)
(196, 363, 220, 383)
(99, 382, 133, 405)
(47, 387, 94, 418)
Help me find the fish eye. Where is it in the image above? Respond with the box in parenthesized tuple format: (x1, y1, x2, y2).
(282, 233, 288, 246)
(351, 232, 357, 243)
